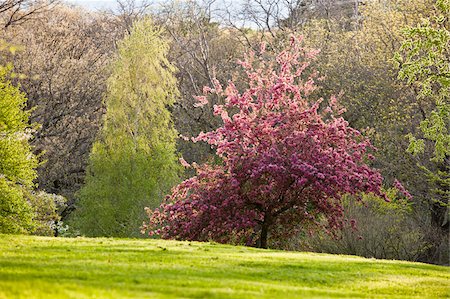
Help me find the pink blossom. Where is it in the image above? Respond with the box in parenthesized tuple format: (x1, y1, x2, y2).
(193, 96, 208, 108)
(179, 157, 191, 168)
(394, 179, 413, 200)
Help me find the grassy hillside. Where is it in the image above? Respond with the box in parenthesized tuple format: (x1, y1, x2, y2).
(0, 235, 448, 299)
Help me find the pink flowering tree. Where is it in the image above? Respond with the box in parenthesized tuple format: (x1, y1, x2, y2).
(142, 36, 397, 248)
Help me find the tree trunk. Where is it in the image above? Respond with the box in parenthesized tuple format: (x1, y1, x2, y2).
(260, 223, 269, 249)
(258, 212, 272, 249)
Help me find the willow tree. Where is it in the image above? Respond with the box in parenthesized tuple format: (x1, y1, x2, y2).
(73, 19, 181, 237)
(0, 63, 38, 234)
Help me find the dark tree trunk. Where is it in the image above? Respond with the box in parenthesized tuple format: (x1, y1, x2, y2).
(258, 212, 272, 249)
(431, 202, 449, 231)
(260, 223, 269, 249)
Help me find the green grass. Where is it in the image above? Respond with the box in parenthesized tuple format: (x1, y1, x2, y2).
(0, 235, 448, 298)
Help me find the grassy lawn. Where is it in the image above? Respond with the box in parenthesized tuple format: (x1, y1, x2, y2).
(0, 235, 448, 298)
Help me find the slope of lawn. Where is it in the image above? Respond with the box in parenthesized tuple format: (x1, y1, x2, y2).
(0, 235, 448, 299)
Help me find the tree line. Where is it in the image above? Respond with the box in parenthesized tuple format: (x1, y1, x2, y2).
(0, 0, 448, 265)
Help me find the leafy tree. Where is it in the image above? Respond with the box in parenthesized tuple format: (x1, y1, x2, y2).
(398, 0, 449, 163)
(0, 61, 38, 234)
(143, 37, 401, 248)
(7, 5, 122, 206)
(72, 19, 181, 237)
(396, 0, 449, 231)
(290, 2, 435, 219)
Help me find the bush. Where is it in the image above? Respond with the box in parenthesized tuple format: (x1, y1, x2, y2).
(26, 190, 67, 236)
(0, 179, 35, 234)
(294, 191, 437, 262)
(0, 62, 39, 234)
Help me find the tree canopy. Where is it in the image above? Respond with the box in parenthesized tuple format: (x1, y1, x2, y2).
(0, 61, 38, 234)
(72, 19, 181, 237)
(142, 37, 407, 248)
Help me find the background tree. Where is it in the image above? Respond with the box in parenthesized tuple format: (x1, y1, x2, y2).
(297, 0, 448, 264)
(397, 0, 449, 242)
(0, 0, 58, 28)
(0, 59, 38, 234)
(156, 0, 244, 165)
(110, 0, 152, 33)
(143, 37, 402, 248)
(4, 5, 121, 213)
(72, 18, 181, 237)
(298, 191, 432, 261)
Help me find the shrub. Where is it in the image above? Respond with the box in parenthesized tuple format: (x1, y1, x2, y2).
(26, 190, 67, 236)
(296, 191, 435, 262)
(0, 62, 38, 234)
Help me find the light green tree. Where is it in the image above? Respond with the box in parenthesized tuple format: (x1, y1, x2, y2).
(0, 61, 38, 234)
(397, 0, 450, 162)
(73, 19, 181, 237)
(396, 0, 449, 229)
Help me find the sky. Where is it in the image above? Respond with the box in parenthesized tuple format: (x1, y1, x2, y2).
(66, 0, 242, 13)
(66, 0, 120, 10)
(65, 0, 271, 28)
(66, 0, 215, 11)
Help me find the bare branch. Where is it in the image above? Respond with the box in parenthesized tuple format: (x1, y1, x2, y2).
(0, 0, 59, 29)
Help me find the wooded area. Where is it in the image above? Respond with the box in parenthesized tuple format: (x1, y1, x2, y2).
(0, 0, 448, 266)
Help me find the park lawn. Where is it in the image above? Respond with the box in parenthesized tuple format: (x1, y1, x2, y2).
(0, 235, 448, 299)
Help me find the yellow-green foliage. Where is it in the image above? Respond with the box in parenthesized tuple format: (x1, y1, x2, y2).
(395, 0, 450, 225)
(397, 0, 450, 163)
(0, 64, 38, 234)
(72, 19, 181, 238)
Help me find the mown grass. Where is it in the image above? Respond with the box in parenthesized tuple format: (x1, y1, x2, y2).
(0, 235, 448, 298)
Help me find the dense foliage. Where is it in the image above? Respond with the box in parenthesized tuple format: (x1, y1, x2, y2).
(397, 0, 449, 222)
(300, 191, 432, 261)
(396, 0, 449, 258)
(26, 190, 67, 236)
(72, 19, 181, 237)
(398, 0, 450, 163)
(0, 62, 38, 234)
